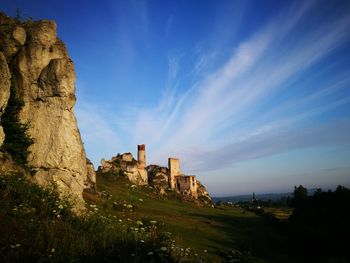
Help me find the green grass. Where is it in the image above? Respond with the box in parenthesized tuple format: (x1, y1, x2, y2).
(95, 175, 297, 262)
(263, 207, 293, 221)
(0, 173, 176, 263)
(0, 171, 297, 262)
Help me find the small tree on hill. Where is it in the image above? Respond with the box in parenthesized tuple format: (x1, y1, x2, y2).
(292, 185, 308, 208)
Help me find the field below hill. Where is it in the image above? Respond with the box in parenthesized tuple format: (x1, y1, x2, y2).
(92, 175, 297, 262)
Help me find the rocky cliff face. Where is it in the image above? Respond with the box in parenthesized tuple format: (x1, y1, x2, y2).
(0, 13, 91, 209)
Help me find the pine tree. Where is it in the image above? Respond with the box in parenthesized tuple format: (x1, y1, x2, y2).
(1, 84, 34, 165)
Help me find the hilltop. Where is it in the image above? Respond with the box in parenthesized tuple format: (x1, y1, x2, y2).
(97, 144, 213, 207)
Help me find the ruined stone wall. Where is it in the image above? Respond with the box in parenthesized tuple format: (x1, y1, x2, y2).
(168, 157, 180, 189)
(121, 153, 133, 162)
(137, 144, 146, 168)
(190, 176, 198, 198)
(176, 176, 198, 199)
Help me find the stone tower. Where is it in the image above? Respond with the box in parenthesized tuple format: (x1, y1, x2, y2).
(137, 144, 146, 168)
(168, 157, 180, 189)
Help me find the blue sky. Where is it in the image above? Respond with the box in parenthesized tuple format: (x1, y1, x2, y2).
(2, 0, 350, 196)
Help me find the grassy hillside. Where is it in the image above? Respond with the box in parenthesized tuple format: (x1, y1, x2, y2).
(0, 172, 297, 262)
(93, 175, 296, 262)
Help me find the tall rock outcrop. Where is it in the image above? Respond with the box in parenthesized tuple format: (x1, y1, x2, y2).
(0, 13, 91, 209)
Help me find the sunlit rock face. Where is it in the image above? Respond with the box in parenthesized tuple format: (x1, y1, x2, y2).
(86, 158, 96, 191)
(0, 12, 92, 210)
(147, 164, 169, 195)
(196, 181, 213, 206)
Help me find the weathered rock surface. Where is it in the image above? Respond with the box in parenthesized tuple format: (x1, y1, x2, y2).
(0, 12, 92, 210)
(147, 164, 169, 195)
(98, 153, 148, 185)
(86, 158, 96, 191)
(196, 181, 213, 206)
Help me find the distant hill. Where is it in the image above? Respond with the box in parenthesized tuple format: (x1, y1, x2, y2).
(213, 188, 322, 203)
(212, 192, 292, 203)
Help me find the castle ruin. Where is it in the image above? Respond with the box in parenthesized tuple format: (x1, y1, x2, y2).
(99, 144, 202, 199)
(168, 157, 198, 198)
(98, 144, 148, 185)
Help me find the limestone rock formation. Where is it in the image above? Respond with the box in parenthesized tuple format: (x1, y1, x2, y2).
(86, 158, 96, 191)
(98, 153, 148, 185)
(0, 12, 92, 209)
(147, 164, 169, 195)
(196, 181, 213, 206)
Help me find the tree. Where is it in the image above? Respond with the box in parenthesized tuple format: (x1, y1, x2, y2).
(292, 185, 308, 208)
(1, 84, 34, 165)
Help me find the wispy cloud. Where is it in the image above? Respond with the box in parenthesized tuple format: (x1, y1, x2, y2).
(183, 119, 350, 172)
(127, 1, 350, 168)
(76, 1, 350, 175)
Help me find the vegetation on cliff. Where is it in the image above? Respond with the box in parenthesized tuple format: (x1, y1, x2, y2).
(1, 85, 33, 165)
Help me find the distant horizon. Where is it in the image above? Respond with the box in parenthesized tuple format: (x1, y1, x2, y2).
(212, 184, 346, 198)
(1, 0, 350, 196)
